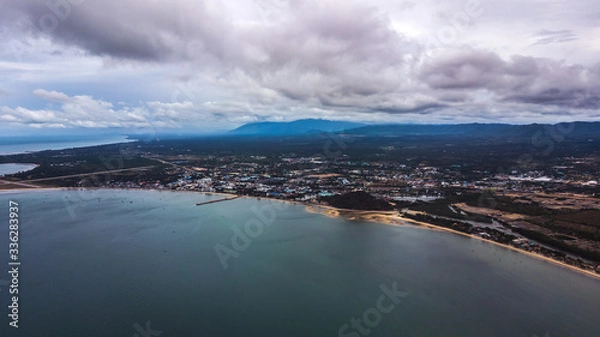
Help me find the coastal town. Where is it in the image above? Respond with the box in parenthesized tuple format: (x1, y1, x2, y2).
(126, 153, 598, 200)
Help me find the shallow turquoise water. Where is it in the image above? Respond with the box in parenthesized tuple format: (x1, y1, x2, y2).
(0, 189, 598, 337)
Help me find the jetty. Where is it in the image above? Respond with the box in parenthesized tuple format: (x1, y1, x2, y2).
(196, 196, 240, 206)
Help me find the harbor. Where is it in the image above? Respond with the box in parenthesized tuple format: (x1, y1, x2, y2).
(196, 196, 240, 206)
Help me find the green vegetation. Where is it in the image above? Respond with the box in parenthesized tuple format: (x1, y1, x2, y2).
(461, 193, 550, 216)
(403, 213, 517, 244)
(323, 191, 394, 211)
(510, 227, 600, 262)
(405, 198, 493, 223)
(2, 143, 160, 182)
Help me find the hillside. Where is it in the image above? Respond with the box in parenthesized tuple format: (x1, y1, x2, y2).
(230, 119, 365, 136)
(230, 120, 600, 140)
(344, 122, 600, 139)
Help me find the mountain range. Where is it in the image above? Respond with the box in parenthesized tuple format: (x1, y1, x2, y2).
(230, 119, 365, 136)
(230, 119, 600, 139)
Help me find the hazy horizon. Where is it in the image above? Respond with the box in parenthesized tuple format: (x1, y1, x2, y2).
(3, 118, 600, 138)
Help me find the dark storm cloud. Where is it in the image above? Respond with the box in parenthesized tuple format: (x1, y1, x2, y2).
(420, 50, 600, 109)
(371, 103, 448, 115)
(507, 89, 600, 109)
(419, 50, 505, 90)
(1, 0, 234, 61)
(238, 1, 414, 103)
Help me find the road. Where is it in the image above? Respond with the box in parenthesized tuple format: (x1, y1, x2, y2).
(23, 166, 156, 183)
(0, 179, 42, 188)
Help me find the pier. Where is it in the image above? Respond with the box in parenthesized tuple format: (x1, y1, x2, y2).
(196, 196, 240, 206)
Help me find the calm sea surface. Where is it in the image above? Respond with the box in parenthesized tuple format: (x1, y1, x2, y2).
(0, 189, 598, 337)
(0, 136, 134, 155)
(0, 163, 37, 176)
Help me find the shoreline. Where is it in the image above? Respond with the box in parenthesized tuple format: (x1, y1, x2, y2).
(0, 187, 64, 194)
(205, 194, 600, 280)
(2, 187, 599, 279)
(304, 203, 600, 280)
(0, 138, 136, 157)
(400, 217, 600, 280)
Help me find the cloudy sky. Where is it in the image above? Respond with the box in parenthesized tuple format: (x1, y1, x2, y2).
(1, 0, 599, 134)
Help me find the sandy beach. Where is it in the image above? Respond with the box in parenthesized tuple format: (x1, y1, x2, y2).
(0, 186, 64, 193)
(304, 203, 600, 280)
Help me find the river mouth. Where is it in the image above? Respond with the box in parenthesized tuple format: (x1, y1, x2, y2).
(0, 163, 38, 176)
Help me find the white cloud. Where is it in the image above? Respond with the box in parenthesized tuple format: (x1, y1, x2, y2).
(0, 90, 207, 129)
(33, 89, 70, 102)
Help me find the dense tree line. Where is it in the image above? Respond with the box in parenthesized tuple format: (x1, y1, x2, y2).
(323, 191, 394, 211)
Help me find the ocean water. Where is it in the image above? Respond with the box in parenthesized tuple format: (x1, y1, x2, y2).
(0, 135, 135, 155)
(0, 189, 598, 337)
(0, 163, 37, 176)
